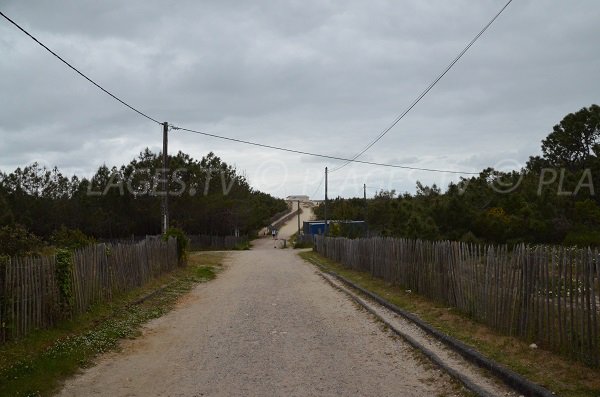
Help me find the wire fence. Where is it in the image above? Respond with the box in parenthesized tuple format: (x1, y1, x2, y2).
(314, 235, 600, 367)
(0, 237, 179, 343)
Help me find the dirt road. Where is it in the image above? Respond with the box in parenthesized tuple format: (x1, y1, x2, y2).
(57, 214, 463, 396)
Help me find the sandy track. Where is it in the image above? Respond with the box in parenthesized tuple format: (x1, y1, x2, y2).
(57, 232, 462, 396)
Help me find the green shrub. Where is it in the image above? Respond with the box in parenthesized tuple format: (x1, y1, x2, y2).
(50, 226, 95, 251)
(293, 241, 313, 249)
(163, 227, 189, 264)
(563, 227, 600, 247)
(0, 224, 45, 257)
(55, 249, 74, 315)
(233, 241, 251, 250)
(460, 231, 482, 245)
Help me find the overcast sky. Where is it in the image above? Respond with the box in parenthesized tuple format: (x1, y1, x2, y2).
(1, 1, 599, 199)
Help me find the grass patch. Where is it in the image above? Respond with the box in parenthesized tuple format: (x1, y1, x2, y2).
(300, 250, 600, 397)
(293, 241, 313, 249)
(232, 241, 251, 250)
(0, 251, 224, 397)
(194, 265, 216, 280)
(190, 241, 251, 251)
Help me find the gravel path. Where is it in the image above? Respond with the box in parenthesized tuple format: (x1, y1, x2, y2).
(319, 273, 518, 397)
(57, 234, 465, 396)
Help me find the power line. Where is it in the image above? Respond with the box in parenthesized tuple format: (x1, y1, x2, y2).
(0, 10, 161, 125)
(311, 174, 325, 198)
(330, 0, 513, 172)
(170, 125, 478, 175)
(1, 9, 479, 176)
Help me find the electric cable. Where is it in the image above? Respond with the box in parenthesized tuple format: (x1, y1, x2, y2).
(0, 11, 162, 125)
(330, 0, 513, 172)
(171, 125, 479, 175)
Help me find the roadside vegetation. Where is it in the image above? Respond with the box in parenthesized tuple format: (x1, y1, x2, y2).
(288, 232, 313, 249)
(233, 240, 251, 250)
(0, 252, 223, 397)
(301, 250, 600, 397)
(0, 150, 287, 257)
(315, 105, 600, 247)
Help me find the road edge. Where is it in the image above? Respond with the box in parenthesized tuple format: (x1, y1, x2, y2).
(304, 255, 555, 397)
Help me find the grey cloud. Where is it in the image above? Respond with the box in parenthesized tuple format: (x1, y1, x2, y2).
(1, 0, 599, 198)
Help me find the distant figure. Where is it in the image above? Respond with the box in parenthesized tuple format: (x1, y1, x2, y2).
(272, 229, 277, 239)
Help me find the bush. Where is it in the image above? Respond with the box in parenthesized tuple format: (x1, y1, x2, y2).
(0, 224, 45, 257)
(233, 241, 251, 250)
(460, 231, 482, 245)
(50, 226, 95, 251)
(293, 241, 313, 249)
(55, 249, 74, 315)
(163, 227, 189, 264)
(563, 227, 600, 247)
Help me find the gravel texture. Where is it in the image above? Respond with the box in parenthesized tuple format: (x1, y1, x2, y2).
(320, 272, 519, 397)
(57, 236, 464, 396)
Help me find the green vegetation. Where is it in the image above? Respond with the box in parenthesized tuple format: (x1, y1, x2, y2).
(0, 225, 97, 257)
(315, 104, 600, 247)
(0, 252, 223, 397)
(293, 241, 313, 249)
(0, 224, 45, 256)
(232, 240, 251, 250)
(193, 265, 216, 280)
(288, 232, 313, 249)
(301, 250, 600, 397)
(54, 249, 74, 315)
(163, 227, 189, 263)
(50, 226, 95, 251)
(0, 150, 287, 256)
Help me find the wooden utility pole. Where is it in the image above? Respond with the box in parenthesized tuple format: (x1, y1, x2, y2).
(162, 122, 169, 235)
(364, 183, 367, 216)
(324, 167, 328, 236)
(297, 200, 301, 237)
(364, 183, 368, 237)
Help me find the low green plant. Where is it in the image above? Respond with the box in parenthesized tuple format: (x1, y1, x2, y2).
(163, 227, 189, 264)
(233, 240, 251, 250)
(293, 240, 313, 249)
(194, 266, 216, 280)
(291, 232, 313, 249)
(55, 249, 74, 315)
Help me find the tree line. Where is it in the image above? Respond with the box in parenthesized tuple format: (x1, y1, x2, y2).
(315, 104, 600, 246)
(0, 150, 287, 256)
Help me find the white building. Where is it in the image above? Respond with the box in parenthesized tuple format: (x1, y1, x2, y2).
(286, 195, 310, 202)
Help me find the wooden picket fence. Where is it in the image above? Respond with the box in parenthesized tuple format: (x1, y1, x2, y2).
(0, 237, 179, 343)
(314, 235, 600, 366)
(188, 235, 247, 251)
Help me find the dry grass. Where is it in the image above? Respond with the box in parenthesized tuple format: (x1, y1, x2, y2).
(300, 250, 600, 397)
